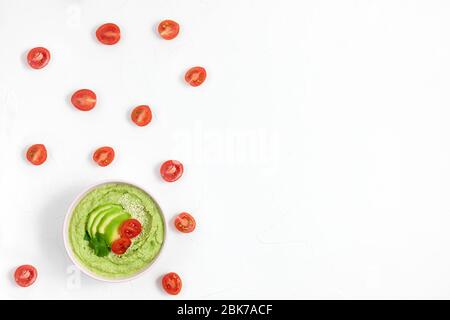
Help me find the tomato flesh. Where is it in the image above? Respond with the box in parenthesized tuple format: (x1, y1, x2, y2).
(160, 160, 184, 182)
(71, 89, 96, 111)
(96, 23, 121, 45)
(158, 20, 180, 40)
(14, 265, 37, 287)
(131, 105, 152, 127)
(119, 219, 142, 239)
(175, 212, 196, 233)
(27, 47, 50, 69)
(111, 238, 131, 255)
(93, 146, 115, 167)
(26, 144, 47, 166)
(185, 67, 207, 87)
(162, 272, 182, 295)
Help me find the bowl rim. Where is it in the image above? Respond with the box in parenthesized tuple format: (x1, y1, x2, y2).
(63, 180, 166, 283)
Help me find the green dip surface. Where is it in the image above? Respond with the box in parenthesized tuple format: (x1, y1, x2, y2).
(68, 183, 165, 279)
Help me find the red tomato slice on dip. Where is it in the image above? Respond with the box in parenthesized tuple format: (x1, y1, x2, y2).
(26, 144, 47, 166)
(131, 105, 152, 127)
(160, 160, 184, 182)
(185, 66, 207, 87)
(158, 20, 180, 40)
(14, 265, 38, 287)
(162, 272, 182, 295)
(175, 212, 196, 233)
(111, 238, 131, 255)
(71, 89, 97, 111)
(27, 47, 50, 69)
(93, 146, 115, 167)
(119, 219, 142, 239)
(96, 23, 121, 45)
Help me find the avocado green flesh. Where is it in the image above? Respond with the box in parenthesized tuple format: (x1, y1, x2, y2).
(104, 212, 131, 245)
(86, 203, 131, 246)
(86, 204, 116, 237)
(89, 205, 122, 237)
(98, 210, 126, 234)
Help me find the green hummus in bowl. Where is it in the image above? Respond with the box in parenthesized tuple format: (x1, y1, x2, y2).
(63, 182, 165, 281)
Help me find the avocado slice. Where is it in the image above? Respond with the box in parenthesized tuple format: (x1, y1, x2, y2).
(86, 204, 117, 238)
(104, 212, 131, 245)
(97, 210, 126, 235)
(89, 205, 122, 238)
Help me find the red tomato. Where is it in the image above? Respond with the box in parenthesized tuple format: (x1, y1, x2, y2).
(111, 238, 131, 255)
(71, 89, 97, 111)
(162, 272, 182, 295)
(27, 47, 50, 69)
(119, 219, 142, 239)
(160, 160, 184, 182)
(185, 66, 207, 87)
(158, 20, 180, 40)
(26, 144, 47, 166)
(175, 212, 196, 233)
(131, 105, 152, 127)
(96, 23, 121, 45)
(93, 146, 115, 167)
(14, 265, 38, 287)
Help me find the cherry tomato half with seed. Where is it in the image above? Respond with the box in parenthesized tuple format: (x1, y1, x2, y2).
(175, 212, 196, 233)
(185, 66, 207, 87)
(111, 238, 131, 255)
(26, 144, 47, 166)
(131, 105, 152, 127)
(93, 146, 115, 167)
(160, 160, 184, 182)
(158, 20, 180, 40)
(71, 89, 97, 111)
(27, 47, 50, 69)
(119, 219, 142, 239)
(14, 265, 38, 287)
(96, 23, 121, 45)
(162, 272, 182, 295)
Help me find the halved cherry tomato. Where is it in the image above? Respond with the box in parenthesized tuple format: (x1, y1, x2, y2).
(26, 144, 47, 166)
(111, 237, 131, 255)
(119, 219, 142, 239)
(185, 66, 207, 87)
(162, 272, 182, 295)
(175, 212, 196, 233)
(27, 47, 50, 69)
(96, 23, 121, 45)
(14, 265, 38, 287)
(131, 105, 152, 127)
(158, 20, 180, 40)
(160, 160, 184, 182)
(93, 146, 115, 167)
(71, 89, 97, 111)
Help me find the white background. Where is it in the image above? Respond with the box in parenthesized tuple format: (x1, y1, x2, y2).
(0, 0, 450, 299)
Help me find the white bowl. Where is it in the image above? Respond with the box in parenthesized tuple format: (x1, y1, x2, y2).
(63, 181, 166, 282)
